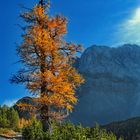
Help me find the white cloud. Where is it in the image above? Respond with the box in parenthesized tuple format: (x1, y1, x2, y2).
(113, 7, 140, 46)
(2, 99, 18, 107)
(127, 7, 140, 25)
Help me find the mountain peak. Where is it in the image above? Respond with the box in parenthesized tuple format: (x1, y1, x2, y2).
(69, 44, 140, 126)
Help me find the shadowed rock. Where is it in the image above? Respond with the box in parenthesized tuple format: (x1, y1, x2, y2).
(68, 44, 140, 126)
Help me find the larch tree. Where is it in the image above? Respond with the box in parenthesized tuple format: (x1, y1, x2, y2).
(11, 0, 84, 131)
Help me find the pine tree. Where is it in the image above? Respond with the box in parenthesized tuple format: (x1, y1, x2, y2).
(11, 0, 84, 131)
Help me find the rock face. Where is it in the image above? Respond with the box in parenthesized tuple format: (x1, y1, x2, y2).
(68, 44, 140, 126)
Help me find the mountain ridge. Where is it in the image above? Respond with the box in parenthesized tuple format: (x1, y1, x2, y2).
(102, 116, 140, 140)
(68, 44, 140, 126)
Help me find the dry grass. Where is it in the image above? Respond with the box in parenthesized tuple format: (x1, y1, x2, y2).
(0, 128, 17, 138)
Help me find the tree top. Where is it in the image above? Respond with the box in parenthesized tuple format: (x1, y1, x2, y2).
(39, 0, 50, 8)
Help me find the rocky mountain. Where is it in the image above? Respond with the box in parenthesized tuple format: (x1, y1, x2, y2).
(68, 44, 140, 126)
(14, 96, 35, 119)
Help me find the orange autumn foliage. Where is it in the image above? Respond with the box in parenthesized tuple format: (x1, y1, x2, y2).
(18, 118, 31, 129)
(11, 0, 84, 125)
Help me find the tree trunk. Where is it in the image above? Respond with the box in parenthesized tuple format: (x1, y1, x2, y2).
(40, 105, 51, 132)
(39, 0, 44, 6)
(40, 55, 51, 132)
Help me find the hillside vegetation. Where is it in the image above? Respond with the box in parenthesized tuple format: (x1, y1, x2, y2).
(22, 117, 123, 140)
(103, 117, 140, 140)
(0, 105, 19, 137)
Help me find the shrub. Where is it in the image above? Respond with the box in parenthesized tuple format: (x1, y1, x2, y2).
(50, 122, 89, 140)
(22, 120, 123, 140)
(50, 122, 121, 140)
(22, 117, 44, 140)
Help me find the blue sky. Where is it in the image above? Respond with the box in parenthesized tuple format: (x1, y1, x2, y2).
(0, 0, 140, 106)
